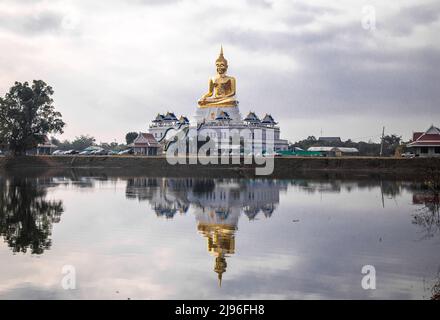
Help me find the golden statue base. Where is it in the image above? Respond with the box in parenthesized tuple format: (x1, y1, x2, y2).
(198, 100, 239, 108)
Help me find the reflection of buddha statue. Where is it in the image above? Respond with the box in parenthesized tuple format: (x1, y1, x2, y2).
(198, 46, 238, 108)
(197, 221, 236, 287)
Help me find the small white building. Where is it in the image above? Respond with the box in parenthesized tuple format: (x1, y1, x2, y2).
(26, 136, 57, 155)
(308, 146, 359, 157)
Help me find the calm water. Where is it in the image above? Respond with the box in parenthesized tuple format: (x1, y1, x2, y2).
(0, 171, 439, 299)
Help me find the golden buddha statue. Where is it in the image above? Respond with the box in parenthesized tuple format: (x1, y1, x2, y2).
(198, 46, 238, 108)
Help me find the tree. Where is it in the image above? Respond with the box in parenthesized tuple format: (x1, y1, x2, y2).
(109, 142, 119, 149)
(383, 134, 401, 146)
(291, 136, 319, 151)
(57, 139, 72, 151)
(99, 142, 111, 150)
(50, 136, 60, 146)
(382, 134, 402, 156)
(0, 80, 65, 155)
(70, 135, 95, 150)
(125, 132, 138, 145)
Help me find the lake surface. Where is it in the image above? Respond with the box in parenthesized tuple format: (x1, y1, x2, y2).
(0, 171, 439, 299)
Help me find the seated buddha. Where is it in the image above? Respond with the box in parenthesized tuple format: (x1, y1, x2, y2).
(198, 46, 239, 108)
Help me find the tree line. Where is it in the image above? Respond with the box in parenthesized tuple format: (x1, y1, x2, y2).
(49, 133, 138, 152)
(291, 135, 406, 156)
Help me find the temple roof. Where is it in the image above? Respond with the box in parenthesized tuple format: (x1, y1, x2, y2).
(215, 111, 231, 121)
(407, 125, 440, 147)
(152, 113, 164, 122)
(163, 112, 178, 121)
(244, 111, 260, 123)
(261, 114, 277, 125)
(318, 137, 341, 143)
(425, 125, 440, 135)
(133, 132, 159, 147)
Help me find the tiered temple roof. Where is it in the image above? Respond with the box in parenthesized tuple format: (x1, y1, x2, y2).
(163, 112, 178, 121)
(261, 114, 277, 125)
(215, 111, 231, 121)
(152, 113, 164, 122)
(151, 112, 189, 125)
(244, 111, 260, 123)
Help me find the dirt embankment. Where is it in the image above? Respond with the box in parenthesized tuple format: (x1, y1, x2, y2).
(0, 155, 439, 179)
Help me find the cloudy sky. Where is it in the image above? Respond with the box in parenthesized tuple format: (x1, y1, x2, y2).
(0, 0, 439, 143)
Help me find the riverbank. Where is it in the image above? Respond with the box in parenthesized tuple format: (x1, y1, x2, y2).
(1, 155, 440, 179)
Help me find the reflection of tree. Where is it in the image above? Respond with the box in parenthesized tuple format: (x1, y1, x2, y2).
(432, 273, 440, 300)
(0, 177, 63, 254)
(412, 202, 440, 240)
(412, 170, 440, 240)
(381, 181, 402, 198)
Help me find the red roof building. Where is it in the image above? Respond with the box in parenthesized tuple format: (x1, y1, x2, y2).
(407, 125, 440, 157)
(133, 132, 160, 156)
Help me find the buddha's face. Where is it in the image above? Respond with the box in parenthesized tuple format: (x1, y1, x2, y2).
(216, 62, 227, 75)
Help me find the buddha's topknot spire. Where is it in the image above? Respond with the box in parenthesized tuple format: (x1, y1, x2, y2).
(216, 45, 228, 66)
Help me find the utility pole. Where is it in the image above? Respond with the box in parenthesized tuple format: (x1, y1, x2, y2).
(379, 126, 385, 157)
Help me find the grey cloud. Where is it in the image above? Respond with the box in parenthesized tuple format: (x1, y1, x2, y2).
(127, 0, 182, 6)
(385, 1, 440, 36)
(245, 0, 273, 9)
(292, 2, 341, 15)
(220, 16, 440, 120)
(0, 10, 64, 35)
(398, 2, 440, 25)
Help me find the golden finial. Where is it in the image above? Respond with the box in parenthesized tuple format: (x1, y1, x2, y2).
(218, 273, 222, 287)
(216, 45, 228, 65)
(214, 254, 227, 287)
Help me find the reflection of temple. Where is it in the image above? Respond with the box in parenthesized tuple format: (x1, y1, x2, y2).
(126, 178, 287, 220)
(126, 177, 287, 284)
(126, 178, 190, 218)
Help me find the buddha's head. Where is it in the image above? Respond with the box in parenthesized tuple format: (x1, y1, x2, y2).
(216, 46, 228, 75)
